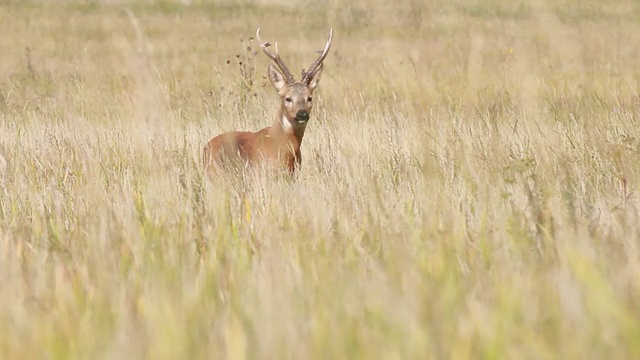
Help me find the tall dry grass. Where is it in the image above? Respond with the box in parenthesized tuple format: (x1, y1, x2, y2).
(1, 0, 640, 358)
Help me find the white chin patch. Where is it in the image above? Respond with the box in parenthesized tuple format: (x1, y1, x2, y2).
(282, 115, 293, 132)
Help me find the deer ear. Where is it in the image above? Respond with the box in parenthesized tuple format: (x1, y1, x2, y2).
(268, 64, 287, 91)
(307, 64, 323, 92)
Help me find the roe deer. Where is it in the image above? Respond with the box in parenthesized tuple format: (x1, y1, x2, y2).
(203, 27, 333, 180)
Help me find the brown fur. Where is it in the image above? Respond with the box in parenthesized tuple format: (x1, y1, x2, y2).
(202, 98, 306, 178)
(203, 28, 332, 181)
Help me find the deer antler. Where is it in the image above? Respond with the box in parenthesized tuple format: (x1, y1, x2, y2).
(302, 28, 333, 84)
(256, 27, 295, 83)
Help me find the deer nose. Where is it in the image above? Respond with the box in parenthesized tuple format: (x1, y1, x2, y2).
(295, 110, 309, 122)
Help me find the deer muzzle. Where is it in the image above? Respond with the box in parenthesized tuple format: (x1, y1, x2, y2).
(295, 110, 309, 123)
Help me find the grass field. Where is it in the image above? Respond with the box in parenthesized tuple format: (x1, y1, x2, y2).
(1, 0, 640, 358)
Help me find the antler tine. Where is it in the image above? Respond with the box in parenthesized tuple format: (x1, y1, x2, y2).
(302, 28, 333, 84)
(256, 27, 294, 82)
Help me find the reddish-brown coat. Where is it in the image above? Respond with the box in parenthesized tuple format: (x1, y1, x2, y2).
(202, 27, 332, 181)
(202, 118, 304, 179)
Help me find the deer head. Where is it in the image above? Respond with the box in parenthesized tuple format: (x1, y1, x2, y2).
(256, 27, 333, 130)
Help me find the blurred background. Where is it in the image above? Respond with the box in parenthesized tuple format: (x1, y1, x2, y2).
(1, 1, 640, 359)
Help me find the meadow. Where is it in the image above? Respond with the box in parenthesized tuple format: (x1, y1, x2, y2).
(1, 0, 640, 358)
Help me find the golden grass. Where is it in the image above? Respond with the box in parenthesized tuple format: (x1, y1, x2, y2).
(1, 0, 640, 358)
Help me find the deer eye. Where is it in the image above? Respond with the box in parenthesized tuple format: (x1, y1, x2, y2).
(285, 97, 293, 102)
(307, 97, 313, 102)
